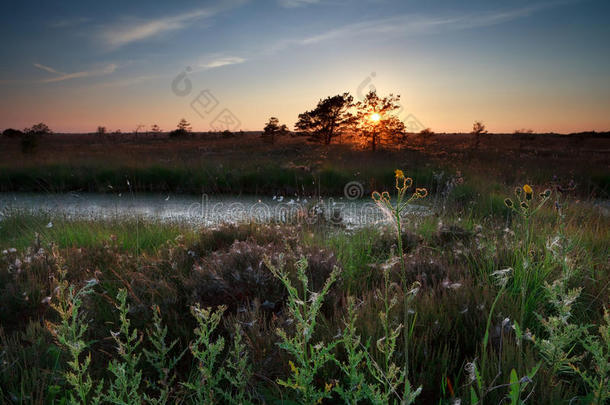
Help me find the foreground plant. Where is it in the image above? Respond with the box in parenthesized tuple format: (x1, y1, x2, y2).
(371, 169, 425, 403)
(46, 277, 100, 405)
(368, 268, 421, 404)
(104, 289, 143, 404)
(219, 323, 255, 405)
(335, 297, 375, 403)
(571, 308, 610, 404)
(183, 304, 227, 405)
(45, 248, 101, 405)
(504, 184, 551, 247)
(266, 255, 340, 405)
(143, 305, 185, 405)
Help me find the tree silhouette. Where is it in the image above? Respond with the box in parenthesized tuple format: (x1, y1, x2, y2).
(471, 121, 487, 150)
(150, 124, 161, 133)
(27, 123, 52, 135)
(2, 128, 24, 138)
(354, 90, 405, 151)
(295, 93, 354, 145)
(170, 118, 192, 138)
(20, 122, 51, 153)
(262, 117, 288, 144)
(96, 126, 107, 136)
(417, 128, 434, 147)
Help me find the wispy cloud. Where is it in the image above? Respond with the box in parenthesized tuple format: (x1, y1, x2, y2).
(33, 63, 64, 75)
(200, 56, 246, 69)
(268, 1, 570, 52)
(48, 17, 91, 28)
(100, 0, 246, 48)
(278, 0, 321, 8)
(34, 63, 117, 83)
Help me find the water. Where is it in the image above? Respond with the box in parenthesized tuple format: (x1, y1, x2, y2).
(0, 192, 431, 229)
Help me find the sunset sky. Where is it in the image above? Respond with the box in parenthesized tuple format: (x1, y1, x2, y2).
(1, 0, 609, 133)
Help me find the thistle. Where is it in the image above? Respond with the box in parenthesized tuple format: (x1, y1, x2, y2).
(504, 184, 551, 220)
(371, 169, 426, 403)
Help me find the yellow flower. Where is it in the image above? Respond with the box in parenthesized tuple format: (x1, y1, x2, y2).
(523, 184, 533, 194)
(395, 169, 405, 179)
(325, 382, 333, 392)
(289, 360, 298, 375)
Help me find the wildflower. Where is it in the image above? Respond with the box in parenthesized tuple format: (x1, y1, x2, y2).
(523, 184, 533, 194)
(520, 201, 529, 210)
(46, 221, 53, 228)
(504, 198, 513, 208)
(289, 360, 299, 375)
(395, 169, 405, 179)
(491, 268, 513, 287)
(325, 381, 333, 392)
(407, 281, 421, 296)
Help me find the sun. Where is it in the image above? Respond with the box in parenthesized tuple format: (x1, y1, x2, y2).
(370, 112, 381, 123)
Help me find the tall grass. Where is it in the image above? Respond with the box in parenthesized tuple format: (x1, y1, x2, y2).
(0, 172, 608, 403)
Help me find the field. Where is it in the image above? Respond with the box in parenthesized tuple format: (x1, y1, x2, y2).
(1, 131, 608, 196)
(0, 132, 609, 404)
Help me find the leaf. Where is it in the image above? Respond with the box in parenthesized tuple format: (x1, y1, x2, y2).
(470, 386, 479, 404)
(509, 368, 520, 405)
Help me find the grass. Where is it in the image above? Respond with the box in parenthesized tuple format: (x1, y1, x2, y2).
(0, 211, 197, 253)
(1, 132, 608, 197)
(0, 178, 607, 403)
(0, 135, 609, 403)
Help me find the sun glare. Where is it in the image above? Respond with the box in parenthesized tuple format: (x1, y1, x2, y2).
(370, 112, 381, 123)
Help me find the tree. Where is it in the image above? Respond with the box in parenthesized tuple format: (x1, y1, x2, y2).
(471, 121, 487, 150)
(419, 128, 434, 137)
(150, 124, 161, 134)
(295, 93, 354, 145)
(28, 123, 52, 136)
(2, 128, 24, 138)
(169, 118, 192, 138)
(262, 117, 288, 144)
(354, 90, 405, 151)
(21, 122, 51, 153)
(417, 128, 434, 147)
(96, 126, 107, 136)
(177, 119, 191, 132)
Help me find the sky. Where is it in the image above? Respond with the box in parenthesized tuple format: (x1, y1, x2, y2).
(0, 0, 609, 133)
